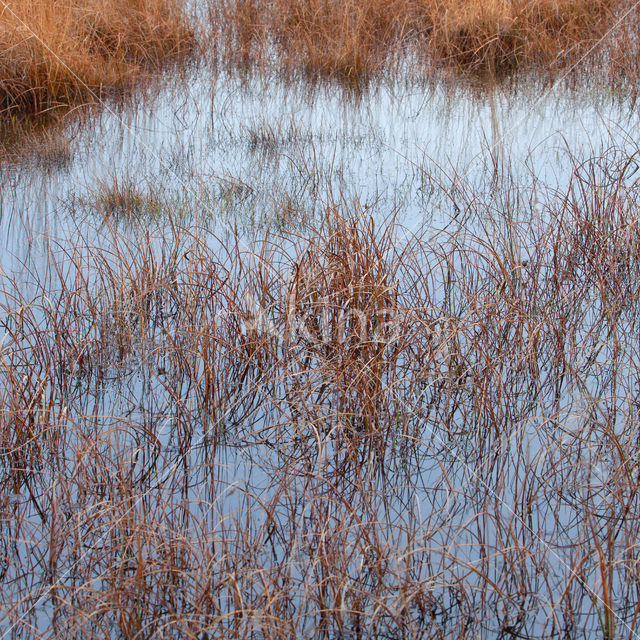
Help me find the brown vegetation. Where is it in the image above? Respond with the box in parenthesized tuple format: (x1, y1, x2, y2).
(2, 152, 640, 636)
(0, 0, 634, 116)
(211, 0, 629, 78)
(0, 0, 196, 115)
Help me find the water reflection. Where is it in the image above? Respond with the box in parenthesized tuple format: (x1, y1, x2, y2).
(2, 65, 640, 638)
(2, 67, 640, 274)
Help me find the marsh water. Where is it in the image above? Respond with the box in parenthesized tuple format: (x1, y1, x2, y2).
(2, 64, 640, 638)
(3, 68, 640, 271)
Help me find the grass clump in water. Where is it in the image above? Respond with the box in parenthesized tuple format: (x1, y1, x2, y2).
(0, 0, 197, 116)
(88, 178, 166, 219)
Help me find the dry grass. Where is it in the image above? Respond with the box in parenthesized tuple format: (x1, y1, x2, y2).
(2, 150, 640, 636)
(211, 0, 628, 79)
(0, 0, 196, 115)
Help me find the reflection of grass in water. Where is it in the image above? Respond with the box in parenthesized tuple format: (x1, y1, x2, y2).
(0, 0, 196, 116)
(2, 151, 640, 637)
(212, 0, 632, 80)
(0, 111, 75, 168)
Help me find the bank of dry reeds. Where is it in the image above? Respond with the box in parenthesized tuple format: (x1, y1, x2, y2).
(0, 0, 196, 115)
(211, 0, 630, 78)
(0, 0, 635, 116)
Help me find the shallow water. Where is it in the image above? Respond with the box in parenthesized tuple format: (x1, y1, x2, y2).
(2, 67, 640, 274)
(2, 66, 640, 638)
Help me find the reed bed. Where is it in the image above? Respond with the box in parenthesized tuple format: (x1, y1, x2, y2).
(0, 0, 196, 115)
(211, 0, 634, 79)
(1, 150, 640, 637)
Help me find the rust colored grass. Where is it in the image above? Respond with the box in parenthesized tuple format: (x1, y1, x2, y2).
(211, 0, 627, 78)
(0, 0, 196, 115)
(2, 149, 640, 636)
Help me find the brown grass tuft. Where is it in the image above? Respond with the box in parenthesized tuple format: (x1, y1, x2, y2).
(0, 0, 197, 115)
